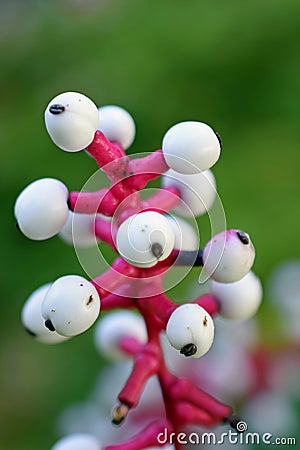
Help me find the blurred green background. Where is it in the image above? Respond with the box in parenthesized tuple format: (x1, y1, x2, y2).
(1, 0, 300, 449)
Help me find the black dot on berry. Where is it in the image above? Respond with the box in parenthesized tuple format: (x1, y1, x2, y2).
(45, 319, 55, 332)
(49, 104, 65, 115)
(151, 242, 163, 258)
(180, 343, 197, 357)
(237, 231, 250, 245)
(86, 295, 93, 306)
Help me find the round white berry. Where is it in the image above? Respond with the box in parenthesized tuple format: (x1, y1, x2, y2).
(59, 211, 98, 248)
(162, 169, 216, 217)
(94, 311, 147, 359)
(166, 215, 199, 251)
(14, 178, 69, 240)
(166, 304, 214, 358)
(41, 275, 100, 337)
(162, 121, 221, 174)
(51, 433, 101, 450)
(203, 229, 255, 283)
(210, 271, 263, 319)
(116, 211, 175, 268)
(98, 105, 136, 149)
(45, 92, 99, 152)
(21, 284, 69, 344)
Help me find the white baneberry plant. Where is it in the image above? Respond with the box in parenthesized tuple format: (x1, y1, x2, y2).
(16, 91, 262, 450)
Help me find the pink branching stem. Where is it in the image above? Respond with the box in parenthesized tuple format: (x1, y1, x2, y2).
(117, 297, 165, 408)
(119, 336, 145, 356)
(112, 191, 142, 226)
(92, 257, 139, 298)
(193, 294, 220, 317)
(126, 149, 169, 190)
(94, 217, 117, 250)
(108, 179, 136, 202)
(172, 401, 221, 427)
(140, 187, 180, 213)
(100, 292, 135, 311)
(86, 131, 126, 172)
(118, 346, 160, 408)
(169, 378, 231, 419)
(104, 420, 173, 450)
(68, 188, 119, 215)
(140, 292, 177, 325)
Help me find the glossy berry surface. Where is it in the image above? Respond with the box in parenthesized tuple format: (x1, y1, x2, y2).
(162, 121, 221, 174)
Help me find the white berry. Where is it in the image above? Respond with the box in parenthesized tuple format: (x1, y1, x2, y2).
(166, 215, 199, 251)
(162, 121, 221, 174)
(21, 284, 69, 344)
(41, 275, 100, 337)
(210, 271, 263, 319)
(14, 178, 69, 240)
(166, 304, 214, 358)
(162, 169, 216, 217)
(94, 311, 147, 359)
(116, 211, 175, 268)
(203, 229, 255, 283)
(98, 105, 136, 149)
(51, 433, 101, 450)
(45, 92, 99, 152)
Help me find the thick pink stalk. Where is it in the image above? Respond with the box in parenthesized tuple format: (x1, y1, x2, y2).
(169, 378, 231, 419)
(173, 401, 221, 427)
(112, 191, 142, 226)
(92, 257, 139, 298)
(118, 345, 160, 407)
(194, 294, 220, 317)
(86, 131, 126, 171)
(119, 336, 145, 356)
(68, 188, 119, 215)
(126, 149, 169, 190)
(139, 292, 177, 324)
(100, 292, 135, 311)
(140, 187, 180, 213)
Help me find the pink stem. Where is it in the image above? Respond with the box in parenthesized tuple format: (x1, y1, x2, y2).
(117, 294, 166, 408)
(105, 420, 172, 450)
(94, 217, 117, 250)
(91, 258, 139, 298)
(140, 187, 180, 213)
(118, 343, 160, 407)
(100, 292, 135, 311)
(86, 131, 126, 170)
(126, 150, 169, 190)
(173, 401, 221, 427)
(119, 336, 145, 356)
(193, 294, 220, 317)
(170, 378, 231, 419)
(68, 188, 119, 215)
(113, 191, 142, 226)
(140, 293, 176, 325)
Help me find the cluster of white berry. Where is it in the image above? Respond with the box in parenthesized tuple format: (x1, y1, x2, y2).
(15, 91, 263, 450)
